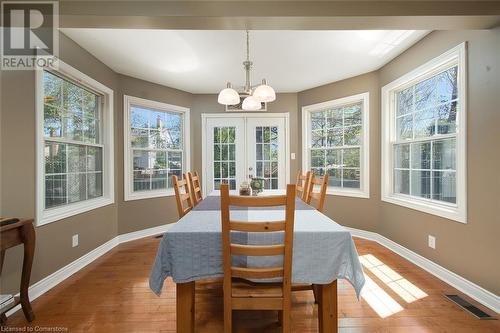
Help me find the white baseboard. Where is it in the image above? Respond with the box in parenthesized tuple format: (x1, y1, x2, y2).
(346, 227, 500, 314)
(6, 223, 174, 318)
(118, 224, 173, 244)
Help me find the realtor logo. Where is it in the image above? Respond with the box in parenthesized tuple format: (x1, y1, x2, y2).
(1, 1, 59, 70)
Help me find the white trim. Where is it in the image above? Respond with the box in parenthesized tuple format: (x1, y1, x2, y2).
(123, 95, 191, 201)
(35, 60, 115, 226)
(5, 223, 174, 318)
(346, 227, 499, 314)
(117, 224, 172, 243)
(302, 92, 370, 198)
(200, 113, 291, 197)
(381, 42, 467, 223)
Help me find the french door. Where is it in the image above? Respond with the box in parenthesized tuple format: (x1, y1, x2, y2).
(203, 114, 288, 195)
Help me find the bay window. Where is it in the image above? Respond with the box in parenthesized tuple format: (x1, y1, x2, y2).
(302, 93, 370, 198)
(36, 61, 114, 226)
(124, 95, 190, 201)
(381, 43, 467, 222)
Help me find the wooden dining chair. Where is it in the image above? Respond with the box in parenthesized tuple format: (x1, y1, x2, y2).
(187, 171, 203, 206)
(295, 170, 312, 201)
(291, 173, 329, 303)
(172, 174, 194, 219)
(305, 173, 329, 212)
(220, 183, 296, 333)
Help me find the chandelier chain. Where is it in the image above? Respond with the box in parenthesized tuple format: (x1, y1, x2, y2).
(246, 30, 250, 62)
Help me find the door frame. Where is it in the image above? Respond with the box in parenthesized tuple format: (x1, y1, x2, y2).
(201, 112, 290, 197)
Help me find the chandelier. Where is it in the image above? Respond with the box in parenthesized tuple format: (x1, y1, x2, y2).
(217, 31, 276, 111)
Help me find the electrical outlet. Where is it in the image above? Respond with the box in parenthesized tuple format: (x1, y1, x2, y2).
(72, 234, 79, 248)
(290, 153, 296, 160)
(428, 235, 436, 249)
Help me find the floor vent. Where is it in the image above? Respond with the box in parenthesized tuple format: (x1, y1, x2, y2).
(445, 294, 497, 320)
(154, 234, 164, 239)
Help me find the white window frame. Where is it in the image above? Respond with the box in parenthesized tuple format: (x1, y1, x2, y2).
(381, 43, 467, 223)
(302, 92, 370, 198)
(123, 95, 191, 201)
(36, 60, 115, 226)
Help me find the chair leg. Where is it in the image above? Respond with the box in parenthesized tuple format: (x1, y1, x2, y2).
(224, 302, 232, 333)
(282, 309, 291, 333)
(312, 284, 319, 304)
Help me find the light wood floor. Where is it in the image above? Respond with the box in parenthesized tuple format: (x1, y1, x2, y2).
(4, 237, 499, 332)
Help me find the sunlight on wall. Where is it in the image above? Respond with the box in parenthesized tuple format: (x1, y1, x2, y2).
(361, 274, 404, 318)
(366, 30, 416, 57)
(360, 254, 428, 303)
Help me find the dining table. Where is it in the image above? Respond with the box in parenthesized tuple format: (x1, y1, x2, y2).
(149, 190, 365, 333)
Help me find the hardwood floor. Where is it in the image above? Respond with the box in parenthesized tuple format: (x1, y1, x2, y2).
(4, 237, 499, 332)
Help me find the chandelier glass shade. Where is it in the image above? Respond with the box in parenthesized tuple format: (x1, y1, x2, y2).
(217, 83, 240, 105)
(217, 31, 276, 111)
(253, 79, 276, 103)
(242, 95, 261, 111)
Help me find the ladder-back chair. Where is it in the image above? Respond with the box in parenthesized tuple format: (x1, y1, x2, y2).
(187, 171, 203, 206)
(172, 174, 194, 218)
(305, 174, 329, 212)
(295, 170, 312, 201)
(220, 183, 296, 333)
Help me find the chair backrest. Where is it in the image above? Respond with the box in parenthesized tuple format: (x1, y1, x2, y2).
(295, 170, 312, 201)
(172, 174, 194, 218)
(220, 183, 296, 297)
(306, 174, 329, 212)
(187, 171, 203, 206)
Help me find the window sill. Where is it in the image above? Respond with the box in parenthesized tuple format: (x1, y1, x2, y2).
(38, 196, 114, 226)
(124, 189, 176, 202)
(382, 194, 466, 223)
(327, 188, 370, 199)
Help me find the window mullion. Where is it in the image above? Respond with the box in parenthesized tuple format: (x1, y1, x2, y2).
(65, 143, 69, 205)
(408, 142, 412, 196)
(428, 141, 432, 200)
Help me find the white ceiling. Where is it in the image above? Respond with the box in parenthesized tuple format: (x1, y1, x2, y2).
(61, 29, 429, 93)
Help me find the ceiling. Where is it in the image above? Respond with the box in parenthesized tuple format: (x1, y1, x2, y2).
(61, 29, 429, 93)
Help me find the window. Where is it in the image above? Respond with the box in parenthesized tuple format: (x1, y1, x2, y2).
(302, 93, 370, 198)
(381, 43, 466, 223)
(36, 60, 114, 226)
(124, 95, 190, 201)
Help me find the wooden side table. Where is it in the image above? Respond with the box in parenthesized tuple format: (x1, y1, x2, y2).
(0, 218, 36, 323)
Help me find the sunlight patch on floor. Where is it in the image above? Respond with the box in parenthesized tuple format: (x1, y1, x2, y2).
(360, 254, 428, 303)
(360, 274, 404, 318)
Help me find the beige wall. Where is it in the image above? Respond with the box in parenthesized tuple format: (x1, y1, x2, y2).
(378, 30, 500, 295)
(298, 72, 381, 232)
(1, 29, 499, 298)
(0, 34, 119, 294)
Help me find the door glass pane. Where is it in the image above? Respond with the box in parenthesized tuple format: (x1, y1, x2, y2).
(213, 126, 237, 190)
(255, 126, 279, 189)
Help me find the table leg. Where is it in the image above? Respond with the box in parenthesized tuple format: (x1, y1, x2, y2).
(176, 282, 195, 333)
(318, 280, 337, 333)
(20, 223, 35, 322)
